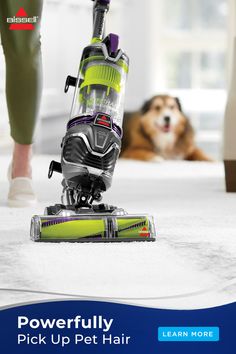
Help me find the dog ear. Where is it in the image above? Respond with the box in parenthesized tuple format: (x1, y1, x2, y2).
(141, 97, 154, 114)
(175, 97, 183, 112)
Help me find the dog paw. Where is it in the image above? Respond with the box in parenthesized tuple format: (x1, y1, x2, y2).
(151, 156, 164, 162)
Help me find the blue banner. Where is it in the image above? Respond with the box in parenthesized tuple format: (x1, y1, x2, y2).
(0, 300, 235, 353)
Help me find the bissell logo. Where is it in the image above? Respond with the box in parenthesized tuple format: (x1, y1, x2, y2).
(139, 227, 150, 237)
(7, 7, 38, 30)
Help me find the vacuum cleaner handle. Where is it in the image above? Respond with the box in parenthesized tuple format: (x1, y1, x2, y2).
(91, 0, 111, 5)
(91, 0, 111, 40)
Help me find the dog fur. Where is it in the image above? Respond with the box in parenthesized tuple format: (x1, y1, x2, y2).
(121, 95, 212, 162)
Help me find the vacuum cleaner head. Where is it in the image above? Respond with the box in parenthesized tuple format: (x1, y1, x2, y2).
(31, 213, 156, 242)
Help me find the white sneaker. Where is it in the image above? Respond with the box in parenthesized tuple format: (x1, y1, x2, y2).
(7, 164, 37, 208)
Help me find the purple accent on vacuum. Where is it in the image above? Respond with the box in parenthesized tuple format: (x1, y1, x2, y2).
(98, 0, 111, 5)
(112, 124, 122, 137)
(67, 113, 123, 137)
(108, 33, 119, 54)
(67, 116, 94, 130)
(42, 217, 90, 227)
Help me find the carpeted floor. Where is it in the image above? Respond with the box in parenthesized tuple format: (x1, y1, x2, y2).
(0, 155, 236, 309)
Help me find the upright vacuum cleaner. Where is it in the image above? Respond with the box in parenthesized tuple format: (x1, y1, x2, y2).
(30, 0, 156, 242)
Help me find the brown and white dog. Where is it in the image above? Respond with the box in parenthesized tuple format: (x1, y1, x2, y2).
(121, 95, 212, 162)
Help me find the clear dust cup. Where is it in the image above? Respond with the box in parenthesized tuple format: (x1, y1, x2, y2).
(70, 50, 129, 129)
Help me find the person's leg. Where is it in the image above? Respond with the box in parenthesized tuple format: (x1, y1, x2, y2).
(12, 143, 33, 178)
(0, 0, 43, 178)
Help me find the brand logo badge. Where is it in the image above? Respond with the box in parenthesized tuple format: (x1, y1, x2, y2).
(139, 227, 150, 237)
(7, 8, 38, 30)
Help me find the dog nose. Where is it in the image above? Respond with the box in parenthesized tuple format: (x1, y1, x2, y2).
(164, 116, 171, 124)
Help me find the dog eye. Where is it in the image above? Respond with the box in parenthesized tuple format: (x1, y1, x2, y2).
(169, 105, 175, 110)
(154, 106, 161, 111)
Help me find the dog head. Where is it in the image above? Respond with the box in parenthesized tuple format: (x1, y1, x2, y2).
(140, 95, 188, 149)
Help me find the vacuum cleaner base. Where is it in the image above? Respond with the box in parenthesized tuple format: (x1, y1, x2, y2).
(30, 206, 156, 243)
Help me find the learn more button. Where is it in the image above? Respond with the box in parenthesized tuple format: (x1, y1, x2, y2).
(158, 327, 219, 342)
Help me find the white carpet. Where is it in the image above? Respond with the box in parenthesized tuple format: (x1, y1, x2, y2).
(0, 155, 236, 309)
